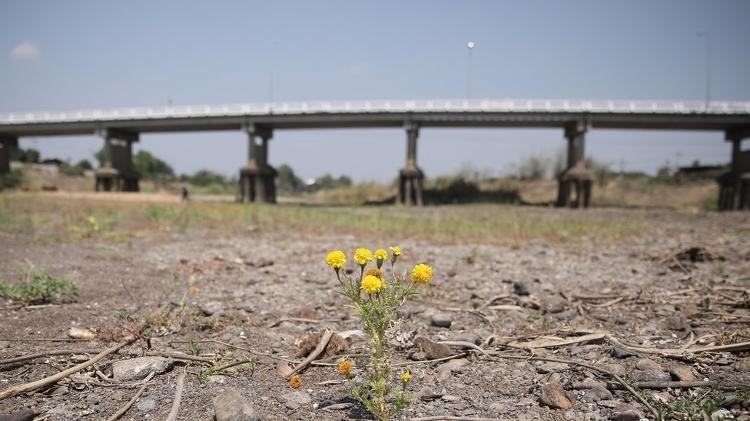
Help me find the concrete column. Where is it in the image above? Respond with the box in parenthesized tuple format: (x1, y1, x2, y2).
(95, 129, 140, 192)
(239, 124, 276, 204)
(397, 122, 424, 206)
(556, 121, 589, 208)
(718, 128, 750, 210)
(0, 136, 18, 174)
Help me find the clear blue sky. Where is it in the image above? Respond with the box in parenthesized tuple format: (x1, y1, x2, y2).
(1, 0, 749, 181)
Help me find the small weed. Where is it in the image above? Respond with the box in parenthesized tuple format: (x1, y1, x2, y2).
(187, 339, 201, 356)
(197, 358, 255, 382)
(0, 271, 78, 305)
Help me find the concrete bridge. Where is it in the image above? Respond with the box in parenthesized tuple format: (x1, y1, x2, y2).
(1, 99, 750, 209)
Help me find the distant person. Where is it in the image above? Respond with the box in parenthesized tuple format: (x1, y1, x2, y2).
(181, 184, 190, 202)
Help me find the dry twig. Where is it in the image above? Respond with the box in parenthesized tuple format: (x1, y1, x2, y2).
(165, 371, 186, 421)
(105, 372, 155, 421)
(289, 328, 333, 377)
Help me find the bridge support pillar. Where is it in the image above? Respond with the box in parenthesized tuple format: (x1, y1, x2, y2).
(717, 128, 750, 211)
(397, 122, 424, 206)
(556, 121, 592, 208)
(239, 125, 276, 204)
(95, 129, 140, 192)
(0, 136, 18, 174)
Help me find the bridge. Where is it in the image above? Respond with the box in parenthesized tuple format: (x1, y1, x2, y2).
(1, 99, 750, 209)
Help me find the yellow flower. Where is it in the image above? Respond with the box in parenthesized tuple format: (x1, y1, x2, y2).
(374, 248, 388, 268)
(389, 246, 402, 257)
(326, 250, 347, 270)
(400, 371, 412, 385)
(410, 263, 433, 284)
(188, 286, 199, 296)
(288, 374, 302, 389)
(360, 274, 385, 294)
(337, 359, 354, 377)
(353, 248, 374, 266)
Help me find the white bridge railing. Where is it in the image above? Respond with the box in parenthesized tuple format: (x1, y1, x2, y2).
(2, 99, 750, 125)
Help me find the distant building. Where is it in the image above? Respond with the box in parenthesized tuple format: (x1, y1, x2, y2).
(675, 164, 726, 181)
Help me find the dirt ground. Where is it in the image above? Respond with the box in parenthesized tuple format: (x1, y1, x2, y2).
(0, 197, 749, 420)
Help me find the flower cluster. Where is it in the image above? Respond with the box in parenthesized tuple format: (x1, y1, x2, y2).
(325, 246, 433, 420)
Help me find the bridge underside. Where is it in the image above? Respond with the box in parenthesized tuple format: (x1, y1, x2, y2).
(2, 101, 750, 209)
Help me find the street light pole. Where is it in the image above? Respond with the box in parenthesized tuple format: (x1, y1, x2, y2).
(466, 41, 475, 99)
(696, 31, 711, 109)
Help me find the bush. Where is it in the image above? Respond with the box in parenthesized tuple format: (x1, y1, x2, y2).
(0, 272, 78, 305)
(0, 169, 24, 190)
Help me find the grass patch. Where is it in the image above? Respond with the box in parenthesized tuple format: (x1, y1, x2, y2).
(0, 271, 79, 305)
(0, 194, 646, 245)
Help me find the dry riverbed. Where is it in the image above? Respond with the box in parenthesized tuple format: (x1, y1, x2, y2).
(0, 197, 749, 420)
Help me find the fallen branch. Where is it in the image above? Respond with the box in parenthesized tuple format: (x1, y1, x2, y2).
(267, 317, 321, 328)
(165, 371, 186, 421)
(289, 328, 333, 377)
(607, 336, 750, 356)
(609, 380, 746, 391)
(411, 417, 502, 421)
(0, 337, 136, 400)
(507, 333, 606, 349)
(393, 353, 467, 367)
(105, 372, 154, 421)
(168, 339, 298, 364)
(0, 349, 98, 365)
(437, 341, 489, 356)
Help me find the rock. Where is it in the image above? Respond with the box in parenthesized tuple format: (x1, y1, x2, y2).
(282, 391, 311, 410)
(542, 296, 567, 314)
(276, 362, 294, 377)
(711, 409, 733, 421)
(635, 358, 663, 372)
(612, 409, 642, 421)
(417, 387, 442, 402)
(537, 362, 567, 374)
(112, 357, 174, 381)
(599, 363, 627, 376)
(582, 385, 613, 402)
(414, 336, 454, 360)
(67, 327, 96, 340)
(665, 314, 689, 331)
(213, 389, 260, 421)
(597, 400, 620, 408)
(668, 363, 698, 381)
(200, 301, 225, 317)
(736, 358, 750, 371)
(0, 410, 38, 421)
(630, 371, 671, 382)
(437, 358, 469, 380)
(430, 313, 453, 328)
(513, 281, 530, 296)
(611, 346, 637, 359)
(136, 398, 157, 411)
(441, 395, 461, 402)
(539, 382, 574, 409)
(207, 375, 226, 384)
(572, 378, 606, 390)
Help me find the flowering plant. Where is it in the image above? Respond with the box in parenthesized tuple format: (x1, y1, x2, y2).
(326, 246, 433, 420)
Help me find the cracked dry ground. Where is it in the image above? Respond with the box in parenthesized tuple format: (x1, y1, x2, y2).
(1, 207, 749, 420)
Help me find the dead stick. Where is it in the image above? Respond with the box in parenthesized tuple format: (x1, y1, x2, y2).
(105, 372, 154, 421)
(411, 417, 501, 421)
(165, 371, 186, 421)
(613, 381, 746, 391)
(489, 353, 660, 420)
(438, 341, 489, 356)
(0, 338, 136, 400)
(289, 328, 333, 377)
(393, 353, 467, 367)
(0, 349, 98, 365)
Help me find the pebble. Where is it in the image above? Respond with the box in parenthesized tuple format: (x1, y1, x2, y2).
(665, 314, 689, 331)
(213, 388, 260, 421)
(611, 346, 637, 359)
(611, 404, 643, 421)
(437, 358, 469, 380)
(282, 391, 311, 410)
(542, 296, 567, 314)
(112, 357, 173, 381)
(441, 394, 461, 402)
(430, 313, 453, 328)
(200, 301, 225, 317)
(736, 358, 750, 372)
(630, 371, 671, 382)
(635, 358, 663, 372)
(537, 362, 567, 374)
(136, 398, 157, 412)
(667, 363, 698, 381)
(539, 382, 574, 409)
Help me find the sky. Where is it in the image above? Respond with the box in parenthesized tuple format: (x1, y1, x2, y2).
(1, 0, 749, 181)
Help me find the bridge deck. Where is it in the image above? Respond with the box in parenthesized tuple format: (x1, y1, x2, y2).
(2, 99, 750, 137)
